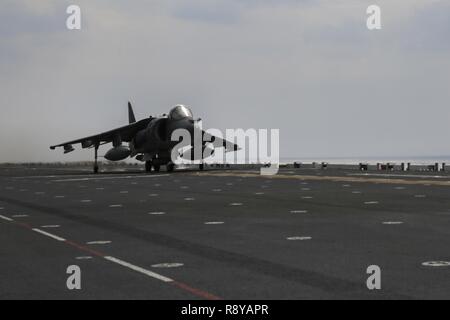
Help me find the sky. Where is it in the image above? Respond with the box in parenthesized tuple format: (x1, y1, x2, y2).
(1, 0, 450, 162)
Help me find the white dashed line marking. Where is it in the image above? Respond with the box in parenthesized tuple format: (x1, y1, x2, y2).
(86, 241, 111, 245)
(229, 202, 243, 206)
(12, 214, 28, 218)
(80, 200, 92, 203)
(54, 195, 65, 198)
(76, 256, 93, 260)
(364, 201, 379, 205)
(104, 256, 173, 282)
(109, 204, 123, 208)
(352, 191, 362, 194)
(301, 196, 313, 199)
(342, 184, 351, 187)
(148, 212, 166, 215)
(287, 236, 312, 241)
(204, 221, 225, 225)
(180, 186, 189, 189)
(184, 198, 195, 201)
(151, 263, 184, 268)
(382, 221, 404, 225)
(52, 174, 167, 182)
(32, 228, 66, 242)
(422, 261, 450, 267)
(41, 225, 61, 228)
(394, 187, 406, 190)
(255, 192, 264, 195)
(350, 173, 445, 179)
(0, 215, 13, 222)
(290, 210, 308, 214)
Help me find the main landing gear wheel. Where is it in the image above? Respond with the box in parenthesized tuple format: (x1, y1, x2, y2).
(145, 161, 152, 173)
(94, 165, 99, 174)
(153, 164, 161, 172)
(167, 163, 175, 172)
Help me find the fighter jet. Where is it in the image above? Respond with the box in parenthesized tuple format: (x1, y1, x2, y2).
(50, 103, 238, 173)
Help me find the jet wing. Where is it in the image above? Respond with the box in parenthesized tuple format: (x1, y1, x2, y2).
(202, 131, 240, 152)
(50, 118, 152, 153)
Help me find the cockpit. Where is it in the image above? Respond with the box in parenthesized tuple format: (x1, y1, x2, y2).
(168, 105, 193, 121)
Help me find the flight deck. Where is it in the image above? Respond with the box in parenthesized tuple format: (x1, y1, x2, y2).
(1, 165, 449, 299)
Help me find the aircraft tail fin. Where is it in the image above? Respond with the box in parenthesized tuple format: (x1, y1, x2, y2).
(128, 101, 136, 124)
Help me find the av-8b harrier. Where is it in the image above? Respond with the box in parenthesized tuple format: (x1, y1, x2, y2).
(50, 103, 238, 173)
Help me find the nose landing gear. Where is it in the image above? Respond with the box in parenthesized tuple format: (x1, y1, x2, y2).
(145, 161, 161, 172)
(145, 161, 152, 172)
(93, 144, 99, 174)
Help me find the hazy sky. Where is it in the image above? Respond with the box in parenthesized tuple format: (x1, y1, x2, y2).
(1, 0, 450, 162)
